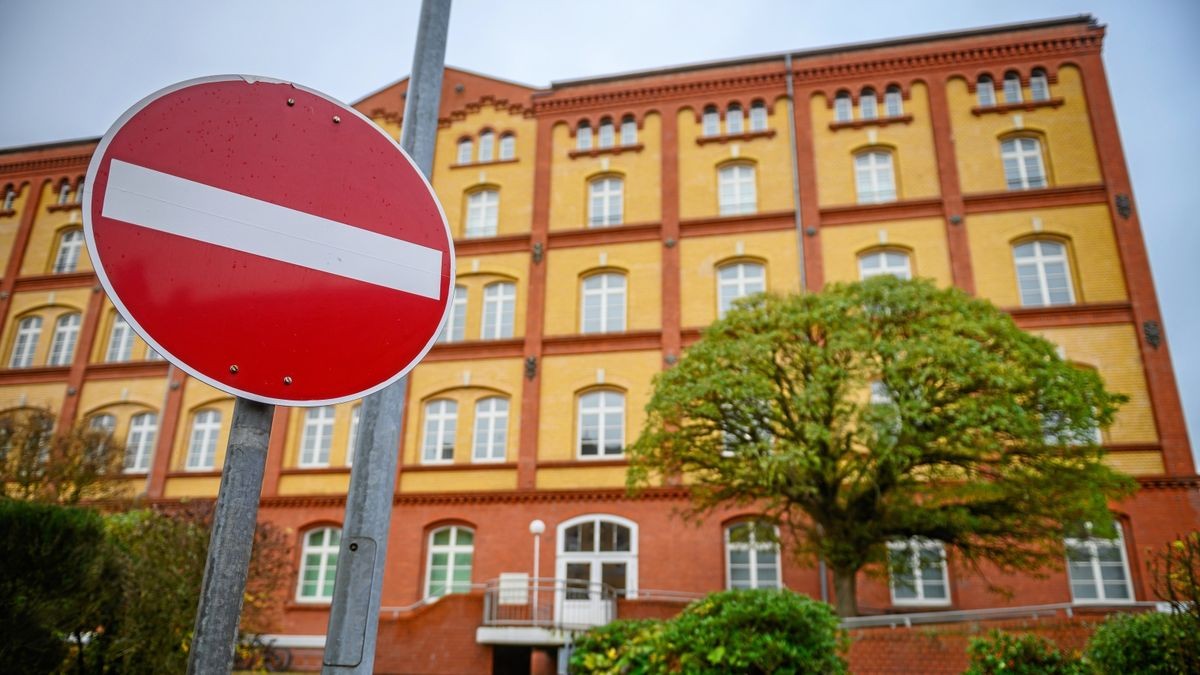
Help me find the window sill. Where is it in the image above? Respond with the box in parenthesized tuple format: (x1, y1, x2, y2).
(568, 143, 644, 159)
(166, 470, 222, 478)
(972, 98, 1064, 116)
(450, 157, 519, 169)
(828, 115, 913, 131)
(403, 462, 517, 472)
(47, 203, 82, 213)
(890, 600, 952, 608)
(280, 466, 349, 475)
(540, 458, 628, 468)
(696, 129, 776, 145)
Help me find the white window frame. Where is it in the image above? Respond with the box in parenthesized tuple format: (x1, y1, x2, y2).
(477, 131, 495, 162)
(52, 314, 84, 374)
(90, 413, 116, 434)
(2, 187, 15, 211)
(9, 316, 42, 368)
(749, 102, 768, 132)
(425, 526, 475, 598)
(1066, 523, 1134, 604)
(717, 261, 766, 318)
(439, 285, 467, 343)
(345, 404, 361, 466)
(702, 106, 720, 136)
(53, 229, 84, 274)
(588, 177, 623, 227)
(472, 396, 509, 463)
(717, 163, 757, 216)
(1013, 239, 1075, 307)
(106, 314, 135, 363)
(1001, 137, 1047, 190)
(58, 181, 72, 205)
(296, 527, 340, 603)
(888, 538, 952, 606)
(834, 93, 853, 122)
(858, 250, 912, 280)
(481, 281, 516, 340)
(556, 514, 639, 599)
(185, 409, 222, 471)
(884, 87, 903, 117)
(725, 104, 744, 134)
(1030, 69, 1050, 102)
(860, 89, 878, 120)
(1003, 72, 1023, 104)
(620, 116, 637, 145)
(299, 406, 335, 467)
(576, 123, 593, 151)
(456, 138, 473, 165)
(855, 151, 897, 204)
(124, 412, 157, 473)
(580, 272, 626, 334)
(422, 399, 457, 464)
(498, 133, 516, 160)
(977, 76, 996, 107)
(577, 390, 625, 458)
(464, 189, 499, 238)
(597, 119, 615, 148)
(725, 522, 782, 590)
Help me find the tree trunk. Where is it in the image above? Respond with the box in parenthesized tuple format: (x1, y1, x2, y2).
(832, 567, 859, 617)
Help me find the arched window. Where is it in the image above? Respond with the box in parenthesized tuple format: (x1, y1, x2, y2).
(2, 185, 15, 211)
(578, 390, 624, 458)
(834, 91, 853, 122)
(884, 86, 903, 117)
(1000, 137, 1047, 190)
(1030, 68, 1050, 102)
(52, 229, 84, 274)
(726, 522, 781, 589)
(702, 105, 720, 137)
(498, 133, 516, 160)
(580, 272, 626, 334)
(439, 285, 467, 343)
(477, 130, 495, 162)
(588, 176, 623, 227)
(185, 409, 222, 470)
(620, 115, 637, 145)
(346, 404, 361, 466)
(1003, 71, 1023, 104)
(558, 515, 637, 602)
(858, 250, 912, 280)
(47, 313, 81, 367)
(456, 137, 473, 165)
(1066, 521, 1132, 603)
(860, 88, 878, 120)
(300, 406, 335, 467)
(74, 179, 84, 204)
(481, 281, 516, 339)
(749, 100, 768, 132)
(464, 189, 499, 238)
(888, 538, 950, 605)
(89, 413, 116, 434)
(106, 314, 134, 363)
(426, 525, 474, 598)
(124, 412, 157, 472)
(297, 527, 340, 602)
(977, 75, 996, 107)
(422, 399, 457, 463)
(854, 150, 896, 203)
(717, 163, 757, 216)
(9, 316, 43, 368)
(57, 180, 72, 205)
(1013, 239, 1074, 307)
(472, 397, 509, 462)
(726, 103, 744, 134)
(598, 117, 615, 149)
(576, 121, 593, 151)
(717, 261, 766, 318)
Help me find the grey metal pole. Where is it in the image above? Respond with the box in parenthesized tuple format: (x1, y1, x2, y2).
(322, 1, 450, 671)
(187, 397, 274, 675)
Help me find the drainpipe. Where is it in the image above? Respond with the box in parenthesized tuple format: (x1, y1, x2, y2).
(784, 53, 807, 293)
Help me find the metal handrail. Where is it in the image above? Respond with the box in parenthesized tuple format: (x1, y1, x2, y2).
(378, 583, 488, 620)
(482, 577, 618, 630)
(841, 600, 1165, 629)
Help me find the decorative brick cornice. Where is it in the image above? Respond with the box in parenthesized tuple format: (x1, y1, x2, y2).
(14, 271, 95, 292)
(85, 361, 171, 380)
(1137, 475, 1200, 490)
(0, 365, 71, 385)
(0, 153, 93, 177)
(533, 72, 786, 115)
(438, 95, 535, 128)
(253, 486, 692, 509)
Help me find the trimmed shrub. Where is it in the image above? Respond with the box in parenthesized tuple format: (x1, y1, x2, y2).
(1085, 611, 1200, 675)
(569, 619, 664, 674)
(965, 630, 1084, 674)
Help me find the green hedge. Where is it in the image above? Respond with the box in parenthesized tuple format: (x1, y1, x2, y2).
(1086, 611, 1200, 675)
(965, 630, 1084, 675)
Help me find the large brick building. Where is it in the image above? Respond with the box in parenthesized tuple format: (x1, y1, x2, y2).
(1, 15, 1196, 673)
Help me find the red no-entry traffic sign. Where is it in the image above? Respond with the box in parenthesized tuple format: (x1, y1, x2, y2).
(84, 76, 454, 406)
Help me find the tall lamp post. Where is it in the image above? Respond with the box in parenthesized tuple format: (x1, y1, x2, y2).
(529, 519, 545, 624)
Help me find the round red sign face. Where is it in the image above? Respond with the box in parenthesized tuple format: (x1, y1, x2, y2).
(84, 76, 454, 406)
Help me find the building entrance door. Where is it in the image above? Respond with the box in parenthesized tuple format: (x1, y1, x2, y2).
(555, 515, 637, 628)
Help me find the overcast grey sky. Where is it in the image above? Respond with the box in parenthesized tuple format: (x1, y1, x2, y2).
(2, 0, 1196, 463)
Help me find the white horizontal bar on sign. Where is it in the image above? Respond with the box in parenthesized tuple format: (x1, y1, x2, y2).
(102, 159, 443, 300)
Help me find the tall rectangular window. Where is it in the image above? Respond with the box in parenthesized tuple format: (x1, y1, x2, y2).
(855, 151, 897, 204)
(860, 90, 878, 120)
(580, 272, 626, 334)
(884, 87, 903, 117)
(124, 412, 157, 473)
(297, 528, 340, 602)
(498, 134, 515, 160)
(477, 131, 495, 162)
(749, 102, 768, 131)
(300, 406, 335, 467)
(472, 397, 509, 462)
(1014, 240, 1074, 307)
(588, 177, 623, 227)
(1030, 69, 1051, 101)
(977, 77, 996, 106)
(718, 164, 757, 215)
(456, 139, 473, 164)
(1001, 137, 1047, 190)
(620, 116, 637, 145)
(717, 262, 766, 318)
(578, 390, 624, 457)
(725, 105, 744, 134)
(576, 123, 592, 150)
(9, 316, 43, 368)
(1003, 72, 1023, 104)
(1066, 523, 1133, 603)
(888, 539, 950, 605)
(426, 526, 474, 598)
(422, 399, 457, 463)
(185, 409, 222, 470)
(53, 229, 84, 274)
(439, 285, 467, 343)
(106, 315, 135, 363)
(481, 282, 515, 339)
(464, 189, 499, 238)
(726, 522, 781, 589)
(598, 120, 615, 148)
(702, 107, 720, 136)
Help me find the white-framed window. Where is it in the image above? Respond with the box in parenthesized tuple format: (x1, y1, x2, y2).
(89, 413, 116, 434)
(588, 177, 623, 227)
(749, 101, 768, 131)
(481, 281, 515, 339)
(885, 86, 903, 117)
(456, 138, 473, 165)
(859, 250, 912, 280)
(53, 229, 84, 274)
(477, 130, 495, 162)
(558, 515, 638, 601)
(702, 105, 720, 136)
(1066, 522, 1133, 603)
(185, 409, 222, 471)
(2, 186, 15, 211)
(425, 526, 474, 598)
(439, 285, 467, 343)
(123, 411, 157, 473)
(834, 91, 853, 122)
(580, 272, 626, 334)
(297, 527, 340, 602)
(1030, 68, 1050, 102)
(977, 75, 996, 107)
(299, 406, 335, 467)
(578, 390, 624, 458)
(345, 404, 361, 466)
(717, 261, 766, 318)
(1013, 239, 1074, 307)
(464, 189, 499, 238)
(598, 118, 615, 148)
(47, 313, 81, 366)
(860, 88, 878, 120)
(74, 179, 84, 203)
(855, 150, 897, 204)
(717, 163, 757, 216)
(726, 521, 781, 590)
(422, 399, 457, 464)
(472, 397, 508, 462)
(726, 104, 744, 134)
(576, 121, 593, 151)
(58, 180, 72, 205)
(106, 315, 135, 363)
(620, 115, 637, 145)
(498, 133, 516, 160)
(1003, 71, 1023, 104)
(9, 316, 43, 368)
(1001, 137, 1047, 190)
(888, 538, 951, 605)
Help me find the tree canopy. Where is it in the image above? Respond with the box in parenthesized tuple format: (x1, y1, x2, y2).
(0, 408, 129, 504)
(629, 276, 1134, 615)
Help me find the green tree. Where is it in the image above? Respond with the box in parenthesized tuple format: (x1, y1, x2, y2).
(629, 277, 1133, 616)
(0, 408, 130, 505)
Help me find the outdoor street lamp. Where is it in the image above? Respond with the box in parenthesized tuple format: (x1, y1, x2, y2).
(529, 519, 546, 624)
